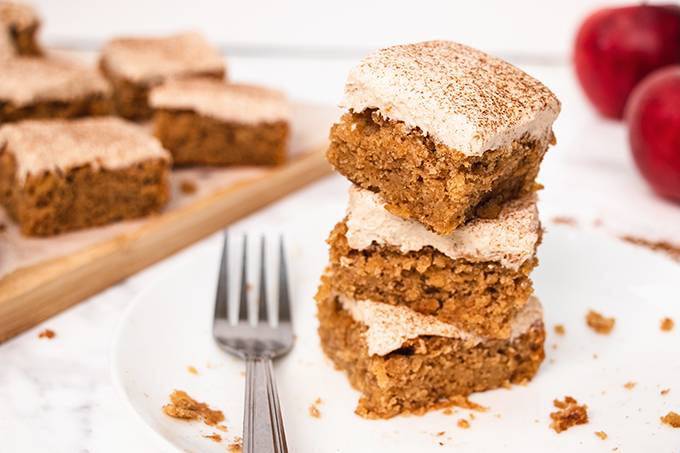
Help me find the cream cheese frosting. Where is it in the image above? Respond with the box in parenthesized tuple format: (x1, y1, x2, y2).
(339, 293, 543, 356)
(100, 32, 225, 83)
(0, 117, 171, 181)
(345, 186, 539, 270)
(341, 41, 560, 156)
(150, 79, 289, 125)
(0, 56, 111, 106)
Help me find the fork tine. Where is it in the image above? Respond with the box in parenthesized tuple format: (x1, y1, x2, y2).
(238, 234, 249, 322)
(257, 236, 268, 323)
(278, 236, 291, 323)
(213, 230, 229, 321)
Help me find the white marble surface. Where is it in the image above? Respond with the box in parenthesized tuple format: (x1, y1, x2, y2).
(1, 55, 680, 453)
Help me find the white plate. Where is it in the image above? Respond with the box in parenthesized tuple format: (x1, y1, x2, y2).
(112, 226, 680, 453)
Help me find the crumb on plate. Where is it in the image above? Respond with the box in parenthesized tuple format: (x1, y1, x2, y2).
(595, 431, 608, 440)
(661, 411, 680, 428)
(623, 381, 636, 390)
(550, 396, 588, 433)
(457, 419, 470, 429)
(586, 310, 615, 335)
(660, 317, 674, 332)
(620, 236, 680, 262)
(553, 324, 565, 335)
(661, 388, 670, 396)
(308, 398, 322, 419)
(38, 329, 55, 339)
(187, 365, 199, 375)
(162, 390, 225, 429)
(447, 395, 488, 412)
(552, 216, 577, 226)
(203, 433, 222, 442)
(227, 436, 243, 452)
(179, 179, 197, 194)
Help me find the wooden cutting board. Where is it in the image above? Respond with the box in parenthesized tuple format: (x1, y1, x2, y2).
(0, 102, 339, 342)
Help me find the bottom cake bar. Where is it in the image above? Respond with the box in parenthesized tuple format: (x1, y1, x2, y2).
(316, 277, 545, 419)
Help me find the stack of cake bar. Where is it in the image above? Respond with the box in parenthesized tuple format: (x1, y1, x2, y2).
(316, 41, 560, 418)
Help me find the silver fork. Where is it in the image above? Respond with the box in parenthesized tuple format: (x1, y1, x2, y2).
(213, 232, 294, 453)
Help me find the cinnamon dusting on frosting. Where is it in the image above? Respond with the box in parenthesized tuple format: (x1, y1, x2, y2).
(0, 117, 170, 181)
(0, 56, 110, 106)
(342, 41, 560, 156)
(150, 79, 288, 125)
(100, 32, 225, 83)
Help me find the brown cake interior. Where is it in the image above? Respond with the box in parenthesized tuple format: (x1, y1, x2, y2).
(327, 220, 538, 339)
(0, 95, 113, 123)
(99, 61, 224, 121)
(0, 150, 170, 236)
(153, 109, 288, 166)
(316, 277, 546, 419)
(326, 109, 553, 235)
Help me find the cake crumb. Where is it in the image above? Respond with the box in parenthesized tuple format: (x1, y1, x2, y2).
(553, 324, 565, 335)
(38, 329, 56, 339)
(660, 317, 674, 332)
(162, 390, 225, 428)
(447, 395, 488, 412)
(661, 388, 670, 396)
(620, 236, 680, 262)
(586, 310, 615, 334)
(308, 398, 322, 418)
(227, 436, 243, 452)
(187, 366, 199, 375)
(457, 419, 470, 429)
(595, 431, 608, 440)
(203, 433, 222, 442)
(442, 408, 453, 415)
(623, 381, 636, 390)
(436, 431, 445, 436)
(550, 396, 589, 433)
(552, 216, 577, 226)
(661, 411, 680, 428)
(179, 179, 197, 195)
(469, 412, 475, 420)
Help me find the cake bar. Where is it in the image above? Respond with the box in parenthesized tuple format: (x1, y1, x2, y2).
(327, 41, 560, 234)
(99, 32, 226, 120)
(0, 117, 171, 236)
(0, 1, 41, 57)
(0, 56, 113, 123)
(327, 186, 540, 338)
(316, 277, 545, 419)
(150, 79, 289, 166)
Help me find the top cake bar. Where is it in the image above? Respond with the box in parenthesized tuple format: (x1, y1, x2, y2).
(99, 32, 226, 120)
(327, 40, 560, 234)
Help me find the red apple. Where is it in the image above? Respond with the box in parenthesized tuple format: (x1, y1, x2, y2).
(626, 65, 680, 201)
(574, 4, 680, 119)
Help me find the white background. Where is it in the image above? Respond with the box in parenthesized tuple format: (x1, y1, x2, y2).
(35, 0, 640, 59)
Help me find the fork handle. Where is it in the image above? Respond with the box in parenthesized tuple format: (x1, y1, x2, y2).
(243, 356, 288, 453)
